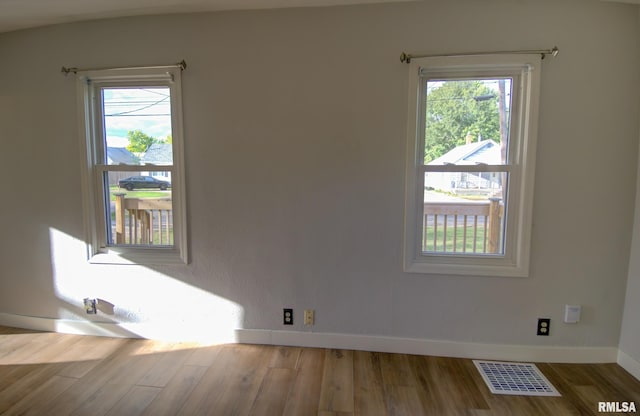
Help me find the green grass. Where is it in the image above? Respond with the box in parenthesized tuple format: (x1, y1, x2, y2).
(423, 225, 491, 253)
(109, 186, 170, 201)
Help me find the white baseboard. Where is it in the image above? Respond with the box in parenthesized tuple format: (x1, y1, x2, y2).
(618, 350, 640, 381)
(0, 313, 239, 344)
(0, 313, 619, 364)
(234, 329, 618, 364)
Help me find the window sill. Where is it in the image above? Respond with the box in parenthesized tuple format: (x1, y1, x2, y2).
(88, 247, 187, 265)
(404, 257, 529, 277)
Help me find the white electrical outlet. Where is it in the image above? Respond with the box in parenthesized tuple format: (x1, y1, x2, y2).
(304, 309, 314, 326)
(84, 298, 97, 314)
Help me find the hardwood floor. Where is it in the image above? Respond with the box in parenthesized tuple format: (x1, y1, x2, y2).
(0, 326, 639, 415)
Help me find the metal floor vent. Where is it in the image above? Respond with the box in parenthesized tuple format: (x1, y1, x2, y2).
(473, 360, 561, 397)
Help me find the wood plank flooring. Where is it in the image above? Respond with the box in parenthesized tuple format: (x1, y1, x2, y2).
(0, 326, 639, 415)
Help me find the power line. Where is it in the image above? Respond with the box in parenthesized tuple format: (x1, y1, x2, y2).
(105, 96, 170, 116)
(105, 114, 171, 117)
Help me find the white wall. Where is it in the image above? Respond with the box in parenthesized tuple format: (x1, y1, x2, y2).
(0, 0, 639, 355)
(619, 6, 640, 376)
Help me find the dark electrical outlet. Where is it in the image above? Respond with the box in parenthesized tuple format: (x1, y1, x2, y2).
(283, 308, 293, 325)
(537, 318, 550, 336)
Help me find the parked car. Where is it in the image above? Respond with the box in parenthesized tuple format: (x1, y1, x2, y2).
(118, 176, 170, 191)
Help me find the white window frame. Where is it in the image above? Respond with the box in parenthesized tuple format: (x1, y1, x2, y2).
(77, 66, 188, 264)
(403, 54, 541, 277)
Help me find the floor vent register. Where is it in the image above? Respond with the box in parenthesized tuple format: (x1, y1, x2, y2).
(473, 360, 561, 397)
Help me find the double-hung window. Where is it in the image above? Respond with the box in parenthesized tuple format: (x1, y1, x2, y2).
(77, 66, 188, 264)
(403, 54, 541, 276)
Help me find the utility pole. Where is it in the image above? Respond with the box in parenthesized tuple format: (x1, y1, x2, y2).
(498, 79, 507, 164)
(498, 80, 508, 201)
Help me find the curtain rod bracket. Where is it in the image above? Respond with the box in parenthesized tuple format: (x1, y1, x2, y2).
(61, 66, 78, 76)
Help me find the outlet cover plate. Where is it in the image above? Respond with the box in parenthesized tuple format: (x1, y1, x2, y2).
(304, 309, 314, 326)
(537, 318, 550, 336)
(283, 308, 293, 325)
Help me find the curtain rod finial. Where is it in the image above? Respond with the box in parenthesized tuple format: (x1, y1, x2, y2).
(542, 46, 559, 60)
(400, 52, 412, 64)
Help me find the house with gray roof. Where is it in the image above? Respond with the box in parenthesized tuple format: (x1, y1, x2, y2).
(428, 139, 501, 166)
(426, 140, 502, 194)
(141, 143, 173, 182)
(106, 147, 139, 185)
(141, 143, 173, 165)
(107, 147, 139, 165)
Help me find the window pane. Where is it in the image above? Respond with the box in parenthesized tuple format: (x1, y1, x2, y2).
(425, 79, 511, 165)
(423, 172, 506, 255)
(104, 171, 173, 247)
(103, 87, 173, 166)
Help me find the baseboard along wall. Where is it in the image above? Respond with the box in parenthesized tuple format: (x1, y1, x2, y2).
(0, 312, 634, 378)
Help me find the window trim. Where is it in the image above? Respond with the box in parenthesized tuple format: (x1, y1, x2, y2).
(403, 54, 541, 277)
(77, 66, 188, 265)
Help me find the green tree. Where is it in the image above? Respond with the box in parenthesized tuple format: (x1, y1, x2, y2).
(126, 130, 157, 153)
(425, 80, 500, 163)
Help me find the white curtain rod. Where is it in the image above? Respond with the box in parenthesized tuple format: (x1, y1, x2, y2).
(400, 47, 559, 63)
(61, 60, 187, 75)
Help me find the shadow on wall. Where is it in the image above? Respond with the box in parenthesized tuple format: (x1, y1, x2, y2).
(42, 227, 245, 342)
